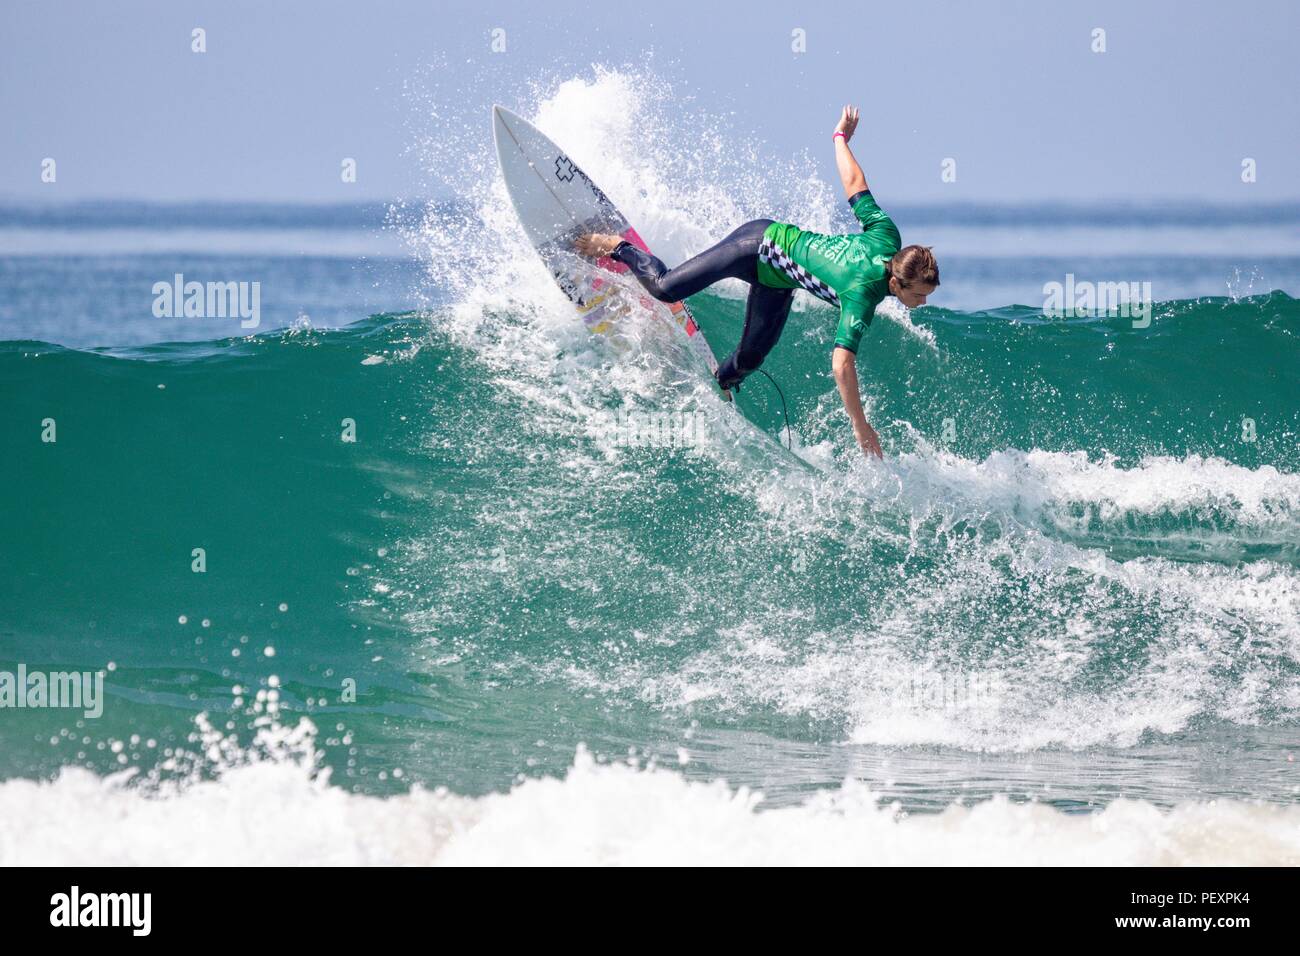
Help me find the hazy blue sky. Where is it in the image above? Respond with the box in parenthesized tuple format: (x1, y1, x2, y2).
(3, 0, 1297, 203)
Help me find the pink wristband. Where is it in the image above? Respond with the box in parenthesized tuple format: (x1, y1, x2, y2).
(833, 131, 846, 141)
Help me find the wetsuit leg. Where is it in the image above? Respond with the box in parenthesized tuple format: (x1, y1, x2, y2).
(714, 283, 795, 390)
(609, 217, 791, 390)
(610, 218, 772, 302)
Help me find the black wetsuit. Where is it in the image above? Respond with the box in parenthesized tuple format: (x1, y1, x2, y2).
(611, 218, 792, 390)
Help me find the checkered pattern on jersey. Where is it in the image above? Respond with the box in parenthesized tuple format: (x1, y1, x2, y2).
(759, 237, 840, 306)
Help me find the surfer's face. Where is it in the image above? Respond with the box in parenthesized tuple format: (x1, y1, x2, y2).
(892, 278, 936, 308)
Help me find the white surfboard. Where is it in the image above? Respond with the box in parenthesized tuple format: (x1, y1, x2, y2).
(491, 105, 728, 396)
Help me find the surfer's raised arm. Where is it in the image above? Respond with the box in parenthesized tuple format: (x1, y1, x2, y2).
(833, 105, 868, 199)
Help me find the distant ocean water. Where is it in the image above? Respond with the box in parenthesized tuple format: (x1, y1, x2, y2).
(3, 75, 1300, 865)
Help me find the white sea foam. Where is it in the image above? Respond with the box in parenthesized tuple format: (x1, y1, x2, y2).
(894, 448, 1300, 532)
(538, 444, 1300, 752)
(2, 748, 1295, 866)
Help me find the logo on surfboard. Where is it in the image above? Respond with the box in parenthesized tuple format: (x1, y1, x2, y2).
(555, 155, 578, 182)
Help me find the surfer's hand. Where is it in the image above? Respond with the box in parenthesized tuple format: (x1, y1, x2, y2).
(575, 233, 621, 258)
(835, 105, 860, 142)
(856, 422, 884, 460)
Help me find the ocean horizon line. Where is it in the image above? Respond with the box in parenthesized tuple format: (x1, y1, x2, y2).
(3, 195, 1300, 229)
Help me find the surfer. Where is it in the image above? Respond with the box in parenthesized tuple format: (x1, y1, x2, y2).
(577, 106, 938, 459)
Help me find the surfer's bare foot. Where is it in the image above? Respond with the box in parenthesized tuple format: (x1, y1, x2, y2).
(575, 233, 622, 258)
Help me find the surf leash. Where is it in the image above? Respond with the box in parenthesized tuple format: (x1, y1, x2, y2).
(755, 368, 793, 450)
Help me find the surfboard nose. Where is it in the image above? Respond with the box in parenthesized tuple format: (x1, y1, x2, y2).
(491, 104, 515, 140)
(491, 105, 508, 151)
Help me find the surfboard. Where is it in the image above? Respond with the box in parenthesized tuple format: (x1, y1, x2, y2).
(491, 105, 729, 398)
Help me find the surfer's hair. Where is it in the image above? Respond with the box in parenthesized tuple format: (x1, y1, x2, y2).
(889, 245, 940, 289)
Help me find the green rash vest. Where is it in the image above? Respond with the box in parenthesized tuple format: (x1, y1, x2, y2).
(756, 190, 901, 353)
